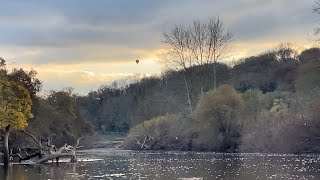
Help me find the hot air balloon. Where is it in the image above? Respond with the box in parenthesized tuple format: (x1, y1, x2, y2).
(136, 59, 139, 64)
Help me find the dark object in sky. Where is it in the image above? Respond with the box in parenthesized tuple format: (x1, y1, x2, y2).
(136, 59, 139, 64)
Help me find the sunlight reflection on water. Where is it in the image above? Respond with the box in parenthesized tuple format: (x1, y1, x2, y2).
(1, 150, 320, 180)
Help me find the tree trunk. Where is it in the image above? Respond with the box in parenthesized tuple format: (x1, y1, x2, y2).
(3, 165, 9, 180)
(213, 61, 217, 90)
(38, 136, 43, 158)
(12, 152, 41, 163)
(70, 150, 77, 163)
(183, 70, 193, 113)
(3, 125, 11, 168)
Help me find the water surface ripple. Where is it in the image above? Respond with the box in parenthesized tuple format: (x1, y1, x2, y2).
(1, 149, 320, 180)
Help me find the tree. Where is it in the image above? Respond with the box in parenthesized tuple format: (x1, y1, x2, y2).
(314, 1, 320, 39)
(162, 24, 193, 112)
(194, 85, 243, 151)
(240, 89, 265, 128)
(0, 77, 32, 129)
(47, 90, 75, 116)
(205, 18, 233, 90)
(161, 18, 233, 112)
(232, 52, 279, 93)
(8, 68, 42, 98)
(0, 57, 7, 76)
(295, 48, 320, 93)
(189, 18, 233, 91)
(274, 43, 299, 60)
(0, 75, 32, 167)
(45, 89, 93, 145)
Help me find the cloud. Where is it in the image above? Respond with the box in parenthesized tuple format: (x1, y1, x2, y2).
(0, 1, 170, 48)
(0, 0, 317, 94)
(0, 0, 315, 49)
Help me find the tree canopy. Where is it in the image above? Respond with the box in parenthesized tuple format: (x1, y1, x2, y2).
(0, 75, 32, 129)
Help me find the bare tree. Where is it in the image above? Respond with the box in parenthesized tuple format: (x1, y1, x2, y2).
(189, 20, 207, 66)
(274, 43, 299, 60)
(161, 17, 233, 111)
(188, 17, 233, 91)
(206, 17, 233, 90)
(314, 1, 320, 39)
(162, 25, 193, 113)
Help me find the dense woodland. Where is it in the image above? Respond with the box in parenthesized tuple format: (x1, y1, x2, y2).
(76, 46, 320, 154)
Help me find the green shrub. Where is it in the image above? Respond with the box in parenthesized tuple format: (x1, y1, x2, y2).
(193, 85, 243, 151)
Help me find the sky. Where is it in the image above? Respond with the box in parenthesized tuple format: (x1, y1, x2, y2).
(0, 0, 318, 95)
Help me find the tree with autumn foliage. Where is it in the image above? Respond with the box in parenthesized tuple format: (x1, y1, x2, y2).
(0, 75, 33, 167)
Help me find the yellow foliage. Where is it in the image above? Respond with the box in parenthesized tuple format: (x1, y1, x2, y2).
(0, 76, 32, 129)
(195, 85, 243, 128)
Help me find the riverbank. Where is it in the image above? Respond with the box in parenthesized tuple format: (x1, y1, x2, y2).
(81, 132, 126, 150)
(89, 140, 123, 149)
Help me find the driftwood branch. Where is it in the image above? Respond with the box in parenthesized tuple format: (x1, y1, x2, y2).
(17, 130, 83, 164)
(21, 130, 42, 149)
(22, 130, 41, 145)
(36, 137, 83, 164)
(22, 130, 50, 155)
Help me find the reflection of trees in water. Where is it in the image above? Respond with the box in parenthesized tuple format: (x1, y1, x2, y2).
(2, 166, 9, 180)
(0, 163, 82, 179)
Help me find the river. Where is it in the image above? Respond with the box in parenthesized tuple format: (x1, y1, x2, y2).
(1, 149, 320, 179)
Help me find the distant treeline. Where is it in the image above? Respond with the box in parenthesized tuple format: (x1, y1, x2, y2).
(77, 47, 320, 153)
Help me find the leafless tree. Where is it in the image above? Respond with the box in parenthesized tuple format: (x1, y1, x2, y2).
(205, 17, 233, 90)
(314, 1, 320, 39)
(188, 17, 233, 90)
(162, 25, 193, 113)
(274, 43, 299, 60)
(161, 17, 233, 112)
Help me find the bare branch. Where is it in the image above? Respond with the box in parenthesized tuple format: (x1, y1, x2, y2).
(22, 130, 42, 148)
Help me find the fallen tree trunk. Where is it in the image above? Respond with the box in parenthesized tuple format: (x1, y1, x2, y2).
(37, 137, 82, 164)
(21, 132, 83, 164)
(2, 129, 83, 165)
(22, 130, 50, 155)
(12, 152, 41, 163)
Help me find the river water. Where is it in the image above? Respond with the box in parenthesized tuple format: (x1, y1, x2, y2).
(1, 149, 320, 179)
